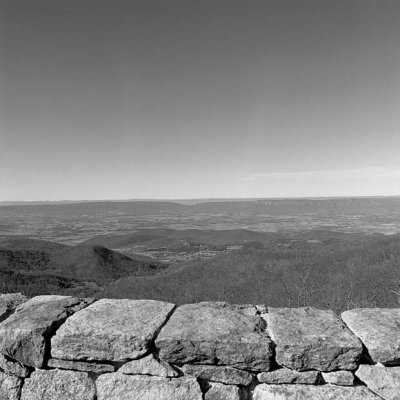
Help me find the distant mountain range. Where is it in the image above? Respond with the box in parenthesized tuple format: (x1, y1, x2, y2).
(2, 195, 400, 206)
(2, 196, 400, 217)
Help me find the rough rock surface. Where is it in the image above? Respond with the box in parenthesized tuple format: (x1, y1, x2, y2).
(342, 308, 400, 365)
(355, 364, 400, 400)
(182, 364, 253, 385)
(205, 382, 242, 400)
(0, 294, 28, 323)
(253, 383, 380, 399)
(322, 370, 354, 386)
(0, 295, 93, 368)
(0, 293, 27, 307)
(231, 304, 257, 316)
(156, 302, 274, 371)
(118, 354, 178, 377)
(0, 371, 22, 400)
(256, 305, 268, 314)
(48, 358, 114, 373)
(96, 373, 202, 400)
(21, 369, 95, 400)
(0, 354, 30, 377)
(51, 299, 175, 362)
(267, 307, 362, 371)
(257, 368, 320, 384)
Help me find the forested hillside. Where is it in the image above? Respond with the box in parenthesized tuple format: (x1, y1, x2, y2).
(1, 228, 399, 313)
(100, 234, 400, 312)
(0, 238, 167, 296)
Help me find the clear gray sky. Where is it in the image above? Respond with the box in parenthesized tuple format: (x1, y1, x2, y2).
(1, 0, 399, 201)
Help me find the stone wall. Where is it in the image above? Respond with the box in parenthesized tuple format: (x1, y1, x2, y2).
(0, 293, 399, 400)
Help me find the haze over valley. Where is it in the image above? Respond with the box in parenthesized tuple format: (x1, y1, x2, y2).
(1, 197, 400, 312)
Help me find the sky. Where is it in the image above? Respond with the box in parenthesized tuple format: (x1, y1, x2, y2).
(1, 0, 399, 201)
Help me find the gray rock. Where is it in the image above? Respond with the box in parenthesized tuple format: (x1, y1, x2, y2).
(182, 364, 253, 385)
(257, 368, 320, 384)
(205, 382, 241, 400)
(231, 304, 258, 315)
(0, 295, 93, 368)
(0, 370, 22, 400)
(51, 299, 175, 362)
(118, 354, 178, 377)
(48, 358, 114, 373)
(322, 370, 354, 386)
(0, 293, 28, 323)
(96, 373, 202, 400)
(0, 353, 30, 377)
(267, 307, 362, 371)
(255, 304, 268, 314)
(342, 308, 400, 365)
(21, 369, 95, 400)
(156, 302, 274, 371)
(355, 364, 400, 400)
(0, 293, 28, 306)
(253, 384, 381, 399)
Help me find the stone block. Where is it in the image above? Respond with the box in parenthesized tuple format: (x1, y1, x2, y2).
(156, 302, 273, 371)
(253, 383, 381, 399)
(355, 364, 400, 400)
(96, 373, 202, 400)
(51, 299, 175, 362)
(342, 308, 400, 365)
(20, 369, 95, 400)
(267, 307, 362, 371)
(0, 295, 93, 368)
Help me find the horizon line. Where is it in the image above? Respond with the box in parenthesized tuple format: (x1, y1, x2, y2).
(2, 194, 400, 205)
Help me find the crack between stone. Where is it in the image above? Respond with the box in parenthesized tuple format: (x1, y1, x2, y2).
(43, 298, 98, 367)
(149, 303, 178, 358)
(340, 318, 374, 365)
(365, 387, 388, 400)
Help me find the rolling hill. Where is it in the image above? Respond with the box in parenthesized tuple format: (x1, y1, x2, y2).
(1, 225, 399, 312)
(0, 237, 168, 296)
(100, 233, 400, 312)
